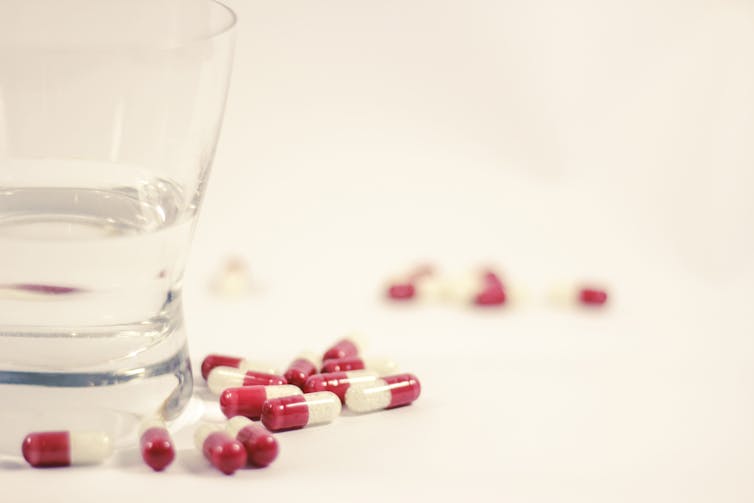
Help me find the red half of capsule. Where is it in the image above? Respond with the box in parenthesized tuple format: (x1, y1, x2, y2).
(321, 356, 365, 373)
(242, 370, 287, 387)
(323, 339, 359, 361)
(387, 283, 415, 300)
(284, 359, 318, 389)
(384, 373, 422, 408)
(140, 427, 175, 472)
(483, 270, 504, 288)
(22, 431, 70, 468)
(201, 354, 243, 380)
(220, 386, 269, 419)
(474, 285, 506, 306)
(579, 288, 608, 306)
(261, 395, 310, 432)
(304, 372, 351, 403)
(203, 432, 247, 475)
(236, 424, 279, 467)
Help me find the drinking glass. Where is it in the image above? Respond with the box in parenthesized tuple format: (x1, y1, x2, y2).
(0, 0, 236, 451)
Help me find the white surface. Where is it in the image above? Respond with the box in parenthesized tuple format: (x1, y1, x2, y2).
(5, 0, 754, 501)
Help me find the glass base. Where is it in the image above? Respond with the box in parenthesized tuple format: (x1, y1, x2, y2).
(0, 313, 193, 457)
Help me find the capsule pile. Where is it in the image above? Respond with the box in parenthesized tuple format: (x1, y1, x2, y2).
(19, 334, 422, 475)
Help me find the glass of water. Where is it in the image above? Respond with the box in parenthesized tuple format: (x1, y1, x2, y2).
(0, 0, 236, 450)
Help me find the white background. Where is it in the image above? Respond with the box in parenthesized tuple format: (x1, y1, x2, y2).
(7, 0, 754, 501)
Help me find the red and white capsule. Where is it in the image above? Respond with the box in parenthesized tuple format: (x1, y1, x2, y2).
(220, 384, 303, 420)
(139, 418, 175, 472)
(283, 352, 321, 389)
(440, 269, 508, 306)
(321, 356, 398, 376)
(21, 430, 112, 468)
(200, 353, 278, 380)
(207, 366, 287, 394)
(261, 391, 341, 432)
(345, 373, 422, 413)
(551, 284, 609, 307)
(322, 334, 365, 361)
(303, 370, 379, 403)
(226, 416, 279, 467)
(385, 265, 434, 301)
(194, 423, 247, 475)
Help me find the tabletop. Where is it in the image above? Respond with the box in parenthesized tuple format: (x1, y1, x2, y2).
(5, 1, 754, 501)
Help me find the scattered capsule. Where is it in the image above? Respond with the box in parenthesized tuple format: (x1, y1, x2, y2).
(443, 269, 508, 306)
(321, 356, 398, 376)
(226, 416, 279, 467)
(211, 257, 251, 297)
(194, 423, 247, 475)
(550, 284, 609, 307)
(200, 353, 278, 380)
(322, 335, 364, 361)
(386, 265, 434, 301)
(22, 431, 112, 468)
(207, 366, 287, 394)
(303, 370, 379, 403)
(261, 391, 341, 432)
(345, 373, 421, 413)
(139, 418, 175, 472)
(283, 352, 321, 389)
(220, 384, 303, 420)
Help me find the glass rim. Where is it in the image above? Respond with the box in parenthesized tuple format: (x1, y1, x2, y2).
(0, 0, 238, 51)
(206, 0, 238, 41)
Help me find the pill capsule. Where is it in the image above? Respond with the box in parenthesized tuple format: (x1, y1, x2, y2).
(226, 416, 279, 467)
(138, 418, 175, 472)
(283, 352, 320, 389)
(321, 356, 398, 376)
(303, 370, 379, 403)
(261, 391, 341, 432)
(220, 384, 303, 419)
(200, 353, 278, 380)
(207, 366, 287, 394)
(550, 284, 609, 307)
(386, 265, 435, 301)
(22, 431, 112, 468)
(345, 373, 421, 413)
(322, 335, 364, 361)
(194, 423, 247, 475)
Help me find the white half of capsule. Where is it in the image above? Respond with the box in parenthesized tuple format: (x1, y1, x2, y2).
(439, 273, 484, 302)
(544, 283, 575, 306)
(265, 384, 303, 399)
(194, 423, 224, 450)
(345, 379, 393, 412)
(302, 391, 342, 425)
(341, 369, 380, 383)
(413, 275, 448, 301)
(226, 416, 255, 437)
(239, 359, 280, 375)
(70, 431, 113, 465)
(364, 358, 399, 376)
(207, 366, 251, 394)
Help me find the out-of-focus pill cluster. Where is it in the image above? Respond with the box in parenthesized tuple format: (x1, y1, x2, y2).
(385, 265, 609, 308)
(20, 334, 421, 475)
